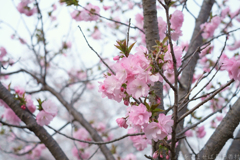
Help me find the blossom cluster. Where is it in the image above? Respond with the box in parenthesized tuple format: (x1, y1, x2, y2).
(99, 46, 162, 102)
(20, 144, 46, 160)
(98, 44, 179, 150)
(71, 4, 100, 22)
(1, 86, 36, 125)
(17, 0, 37, 17)
(200, 16, 221, 39)
(135, 9, 184, 44)
(36, 100, 58, 126)
(221, 54, 240, 82)
(71, 122, 112, 160)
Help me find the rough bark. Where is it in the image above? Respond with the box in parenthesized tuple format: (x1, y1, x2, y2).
(198, 98, 240, 159)
(142, 0, 163, 159)
(225, 129, 240, 160)
(0, 83, 69, 160)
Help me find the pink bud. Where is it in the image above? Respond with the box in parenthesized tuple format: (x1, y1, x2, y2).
(121, 87, 124, 92)
(21, 105, 26, 110)
(113, 56, 120, 61)
(153, 152, 158, 159)
(116, 118, 128, 129)
(166, 155, 169, 159)
(124, 100, 129, 106)
(160, 154, 163, 158)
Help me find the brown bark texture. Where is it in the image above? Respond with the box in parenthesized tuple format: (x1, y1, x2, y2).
(198, 98, 240, 159)
(141, 0, 164, 159)
(0, 83, 69, 160)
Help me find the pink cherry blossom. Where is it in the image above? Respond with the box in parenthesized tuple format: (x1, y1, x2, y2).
(71, 10, 83, 21)
(0, 47, 7, 58)
(42, 100, 58, 116)
(124, 153, 137, 160)
(144, 122, 168, 141)
(103, 6, 111, 11)
(196, 126, 206, 138)
(170, 10, 184, 30)
(80, 4, 100, 21)
(153, 152, 158, 159)
(25, 95, 36, 113)
(158, 17, 167, 40)
(91, 28, 101, 40)
(144, 114, 173, 141)
(72, 146, 90, 160)
(3, 108, 21, 125)
(0, 99, 9, 108)
(113, 55, 120, 61)
(17, 0, 37, 17)
(127, 79, 149, 99)
(227, 40, 240, 51)
(36, 111, 54, 126)
(21, 144, 45, 160)
(221, 7, 230, 18)
(128, 2, 134, 9)
(52, 4, 57, 11)
(116, 118, 128, 129)
(14, 86, 25, 97)
(135, 13, 144, 28)
(73, 128, 90, 148)
(158, 114, 174, 134)
(128, 128, 150, 151)
(185, 130, 193, 137)
(230, 9, 240, 18)
(171, 29, 182, 41)
(127, 104, 151, 130)
(231, 60, 240, 81)
(216, 115, 223, 121)
(96, 122, 106, 132)
(199, 45, 213, 57)
(200, 16, 221, 39)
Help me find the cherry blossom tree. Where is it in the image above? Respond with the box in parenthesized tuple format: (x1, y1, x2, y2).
(0, 0, 240, 160)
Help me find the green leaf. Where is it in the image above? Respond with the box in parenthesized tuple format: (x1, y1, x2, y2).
(145, 102, 151, 111)
(162, 36, 168, 44)
(169, 1, 176, 7)
(152, 108, 165, 113)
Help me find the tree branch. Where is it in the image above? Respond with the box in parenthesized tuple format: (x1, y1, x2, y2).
(0, 83, 69, 160)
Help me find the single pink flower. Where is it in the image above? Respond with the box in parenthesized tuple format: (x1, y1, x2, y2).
(185, 130, 193, 137)
(127, 104, 151, 130)
(153, 151, 158, 159)
(4, 108, 21, 125)
(91, 28, 101, 40)
(127, 79, 149, 99)
(14, 86, 25, 97)
(36, 111, 54, 126)
(72, 146, 90, 160)
(196, 126, 206, 138)
(25, 95, 36, 113)
(0, 47, 7, 58)
(113, 55, 120, 61)
(73, 128, 90, 148)
(42, 100, 58, 116)
(103, 6, 111, 11)
(170, 10, 184, 30)
(116, 118, 128, 129)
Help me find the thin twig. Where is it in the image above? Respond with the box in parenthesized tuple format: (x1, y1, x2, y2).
(78, 26, 116, 75)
